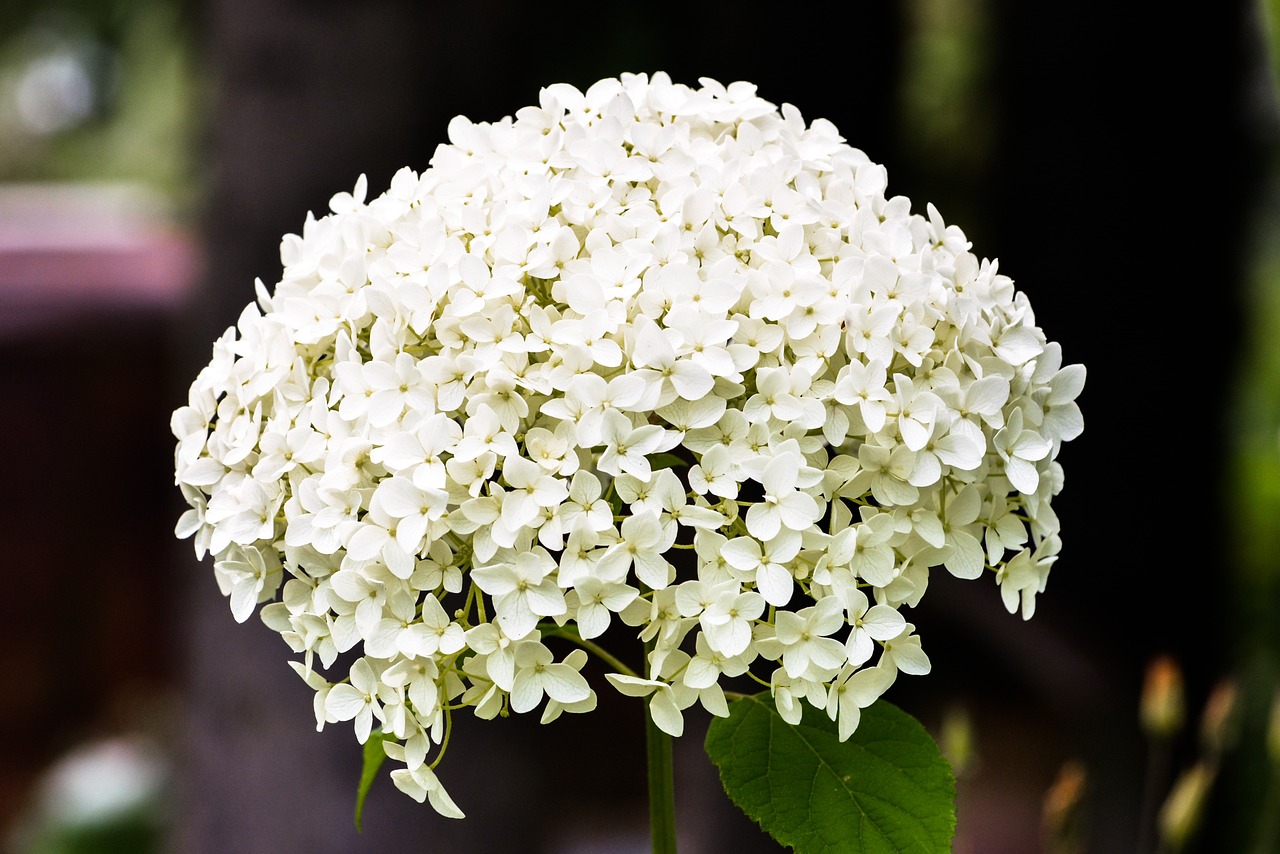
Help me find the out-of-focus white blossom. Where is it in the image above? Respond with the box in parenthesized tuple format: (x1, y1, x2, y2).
(173, 72, 1084, 817)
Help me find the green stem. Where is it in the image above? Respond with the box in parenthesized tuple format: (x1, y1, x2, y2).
(428, 707, 453, 770)
(646, 692, 678, 854)
(543, 626, 639, 677)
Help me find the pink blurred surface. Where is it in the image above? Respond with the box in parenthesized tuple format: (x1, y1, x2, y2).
(0, 183, 198, 336)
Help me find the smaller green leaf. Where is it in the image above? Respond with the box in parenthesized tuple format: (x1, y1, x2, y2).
(355, 730, 394, 832)
(705, 694, 956, 853)
(647, 452, 688, 471)
(607, 486, 627, 517)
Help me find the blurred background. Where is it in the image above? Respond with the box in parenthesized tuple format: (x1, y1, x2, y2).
(0, 1, 1273, 851)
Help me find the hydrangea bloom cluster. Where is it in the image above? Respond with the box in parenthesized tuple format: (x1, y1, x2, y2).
(173, 72, 1084, 817)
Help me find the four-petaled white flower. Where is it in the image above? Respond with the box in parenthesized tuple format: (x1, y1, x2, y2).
(325, 657, 383, 743)
(510, 641, 593, 714)
(598, 409, 676, 480)
(472, 550, 567, 639)
(744, 451, 822, 541)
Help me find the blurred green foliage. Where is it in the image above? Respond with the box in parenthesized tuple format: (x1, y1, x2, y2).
(0, 0, 200, 205)
(897, 0, 995, 235)
(23, 811, 162, 854)
(1217, 2, 1280, 851)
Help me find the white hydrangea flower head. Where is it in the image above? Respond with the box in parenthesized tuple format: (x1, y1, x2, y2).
(174, 72, 1085, 816)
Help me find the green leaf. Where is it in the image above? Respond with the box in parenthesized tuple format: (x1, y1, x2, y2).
(355, 730, 394, 832)
(704, 694, 955, 853)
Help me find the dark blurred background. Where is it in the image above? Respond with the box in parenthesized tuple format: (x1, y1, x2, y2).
(0, 1, 1274, 852)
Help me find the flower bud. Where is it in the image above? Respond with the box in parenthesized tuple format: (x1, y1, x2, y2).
(938, 705, 976, 779)
(1157, 762, 1214, 852)
(1041, 759, 1086, 851)
(1198, 678, 1238, 757)
(1140, 655, 1185, 739)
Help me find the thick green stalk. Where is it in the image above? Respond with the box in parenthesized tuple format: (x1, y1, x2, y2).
(646, 702, 678, 854)
(644, 636, 678, 854)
